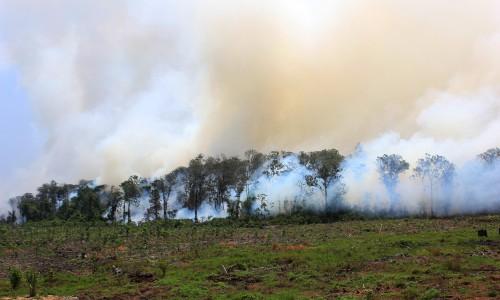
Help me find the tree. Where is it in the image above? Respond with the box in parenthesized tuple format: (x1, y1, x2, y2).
(35, 181, 60, 219)
(478, 147, 500, 165)
(229, 150, 265, 218)
(153, 170, 178, 220)
(120, 175, 142, 223)
(18, 193, 40, 222)
(146, 184, 162, 221)
(299, 149, 344, 211)
(206, 155, 245, 210)
(376, 154, 409, 212)
(106, 186, 123, 222)
(182, 155, 210, 222)
(264, 151, 292, 177)
(413, 154, 455, 217)
(72, 186, 103, 221)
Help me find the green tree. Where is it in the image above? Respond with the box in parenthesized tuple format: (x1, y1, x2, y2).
(120, 175, 141, 223)
(299, 149, 344, 211)
(18, 193, 40, 222)
(153, 170, 177, 220)
(106, 185, 123, 222)
(73, 186, 103, 221)
(206, 155, 245, 210)
(146, 184, 162, 221)
(182, 155, 210, 222)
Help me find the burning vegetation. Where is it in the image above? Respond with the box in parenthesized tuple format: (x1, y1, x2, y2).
(2, 147, 499, 224)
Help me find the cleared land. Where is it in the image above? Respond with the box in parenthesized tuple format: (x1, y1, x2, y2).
(0, 215, 499, 299)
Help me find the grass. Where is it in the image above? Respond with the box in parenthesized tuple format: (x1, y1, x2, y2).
(0, 215, 499, 299)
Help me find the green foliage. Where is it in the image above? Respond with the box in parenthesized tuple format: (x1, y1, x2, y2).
(421, 288, 440, 300)
(120, 175, 142, 223)
(8, 267, 22, 290)
(158, 260, 168, 278)
(299, 149, 344, 210)
(25, 269, 38, 297)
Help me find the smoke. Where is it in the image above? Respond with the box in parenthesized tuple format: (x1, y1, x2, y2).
(1, 1, 500, 215)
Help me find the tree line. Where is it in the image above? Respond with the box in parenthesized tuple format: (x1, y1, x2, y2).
(1, 147, 499, 224)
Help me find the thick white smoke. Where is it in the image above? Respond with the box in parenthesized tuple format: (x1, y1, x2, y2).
(1, 1, 500, 216)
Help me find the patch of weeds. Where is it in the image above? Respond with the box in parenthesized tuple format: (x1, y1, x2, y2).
(402, 286, 418, 300)
(444, 257, 462, 272)
(426, 248, 442, 256)
(234, 292, 264, 300)
(176, 283, 208, 298)
(158, 259, 168, 278)
(421, 288, 440, 300)
(394, 279, 406, 289)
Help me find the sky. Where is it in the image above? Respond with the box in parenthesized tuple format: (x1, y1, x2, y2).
(1, 0, 500, 212)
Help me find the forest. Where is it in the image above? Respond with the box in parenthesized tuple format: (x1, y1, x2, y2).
(2, 147, 499, 225)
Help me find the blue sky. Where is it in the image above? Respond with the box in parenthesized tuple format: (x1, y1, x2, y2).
(0, 67, 42, 178)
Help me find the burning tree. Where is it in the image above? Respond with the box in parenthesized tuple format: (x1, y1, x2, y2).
(413, 154, 455, 217)
(376, 154, 409, 212)
(299, 149, 344, 211)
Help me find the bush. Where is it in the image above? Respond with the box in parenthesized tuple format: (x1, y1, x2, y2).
(402, 287, 418, 300)
(421, 288, 440, 300)
(158, 260, 168, 278)
(444, 257, 462, 272)
(8, 267, 22, 290)
(25, 270, 38, 297)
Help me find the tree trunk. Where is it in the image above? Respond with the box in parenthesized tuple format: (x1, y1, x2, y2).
(161, 190, 167, 220)
(323, 180, 328, 212)
(194, 205, 198, 223)
(429, 179, 433, 218)
(127, 201, 131, 223)
(122, 200, 126, 223)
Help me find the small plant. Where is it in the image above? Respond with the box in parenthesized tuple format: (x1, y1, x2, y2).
(158, 260, 168, 278)
(25, 270, 38, 297)
(402, 287, 418, 300)
(444, 257, 462, 272)
(8, 267, 22, 290)
(421, 288, 440, 300)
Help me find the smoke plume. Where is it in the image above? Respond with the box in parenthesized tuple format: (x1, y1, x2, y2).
(1, 1, 500, 214)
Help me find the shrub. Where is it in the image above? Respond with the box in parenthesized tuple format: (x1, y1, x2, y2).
(402, 287, 418, 300)
(421, 288, 440, 300)
(158, 260, 168, 278)
(25, 270, 38, 297)
(8, 267, 22, 290)
(444, 257, 462, 272)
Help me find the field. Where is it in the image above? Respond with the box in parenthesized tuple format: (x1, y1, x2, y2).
(0, 215, 499, 299)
